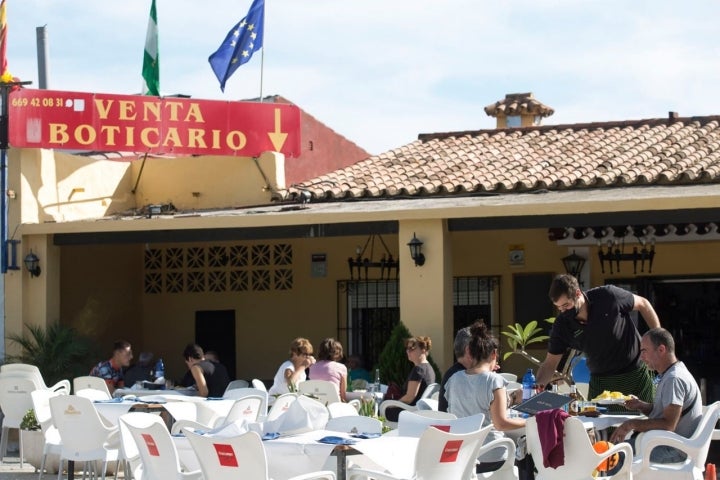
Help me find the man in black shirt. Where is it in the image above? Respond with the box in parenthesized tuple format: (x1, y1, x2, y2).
(536, 274, 660, 402)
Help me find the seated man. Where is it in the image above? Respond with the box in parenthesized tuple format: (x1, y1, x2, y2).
(123, 351, 154, 387)
(610, 327, 701, 463)
(89, 340, 133, 394)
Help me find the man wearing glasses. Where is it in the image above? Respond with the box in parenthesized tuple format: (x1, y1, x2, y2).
(536, 274, 660, 403)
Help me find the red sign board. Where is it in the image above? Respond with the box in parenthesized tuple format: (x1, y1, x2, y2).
(8, 89, 301, 157)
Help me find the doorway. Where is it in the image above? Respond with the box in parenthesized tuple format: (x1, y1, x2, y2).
(650, 278, 720, 402)
(195, 310, 237, 379)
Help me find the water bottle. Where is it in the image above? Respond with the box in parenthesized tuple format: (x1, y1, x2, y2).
(522, 368, 535, 401)
(154, 358, 165, 382)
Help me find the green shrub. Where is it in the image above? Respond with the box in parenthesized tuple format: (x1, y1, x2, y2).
(6, 323, 98, 386)
(374, 321, 442, 388)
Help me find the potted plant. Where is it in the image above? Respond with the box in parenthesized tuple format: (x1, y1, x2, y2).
(20, 408, 62, 474)
(501, 317, 576, 385)
(20, 409, 43, 471)
(501, 319, 552, 362)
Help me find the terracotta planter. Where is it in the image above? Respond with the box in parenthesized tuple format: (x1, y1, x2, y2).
(21, 429, 60, 474)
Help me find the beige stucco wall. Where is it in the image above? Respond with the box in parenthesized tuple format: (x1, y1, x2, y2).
(49, 222, 720, 381)
(131, 151, 285, 210)
(14, 148, 285, 224)
(6, 147, 720, 383)
(19, 149, 135, 223)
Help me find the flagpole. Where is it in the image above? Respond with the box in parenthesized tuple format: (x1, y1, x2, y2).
(259, 48, 264, 102)
(259, 0, 265, 102)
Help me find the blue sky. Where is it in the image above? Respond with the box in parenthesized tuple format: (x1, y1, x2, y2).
(7, 0, 720, 155)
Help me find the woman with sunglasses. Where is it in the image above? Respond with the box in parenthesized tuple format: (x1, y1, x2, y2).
(383, 335, 435, 422)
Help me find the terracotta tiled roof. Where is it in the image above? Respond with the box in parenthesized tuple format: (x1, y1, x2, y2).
(292, 115, 720, 201)
(484, 92, 554, 118)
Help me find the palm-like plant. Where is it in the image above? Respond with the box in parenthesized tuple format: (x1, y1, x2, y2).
(6, 323, 97, 386)
(500, 317, 575, 385)
(501, 319, 552, 361)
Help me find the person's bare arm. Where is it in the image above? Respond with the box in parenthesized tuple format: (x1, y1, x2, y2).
(611, 403, 681, 443)
(490, 388, 526, 431)
(339, 374, 347, 402)
(285, 355, 315, 388)
(535, 352, 563, 387)
(398, 380, 421, 404)
(633, 294, 660, 328)
(105, 379, 116, 395)
(191, 365, 209, 397)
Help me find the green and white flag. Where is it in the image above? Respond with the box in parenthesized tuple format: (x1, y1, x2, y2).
(141, 0, 159, 96)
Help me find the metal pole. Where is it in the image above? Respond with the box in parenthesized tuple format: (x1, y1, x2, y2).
(36, 25, 49, 89)
(1, 86, 9, 274)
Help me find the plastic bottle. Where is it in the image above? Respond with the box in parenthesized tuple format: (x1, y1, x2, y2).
(154, 358, 165, 382)
(522, 368, 535, 401)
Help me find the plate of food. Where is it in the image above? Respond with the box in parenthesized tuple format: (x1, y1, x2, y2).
(594, 398, 628, 405)
(592, 390, 632, 404)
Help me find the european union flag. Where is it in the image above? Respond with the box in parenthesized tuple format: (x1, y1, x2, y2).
(209, 0, 264, 92)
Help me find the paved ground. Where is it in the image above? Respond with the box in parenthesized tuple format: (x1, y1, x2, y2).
(0, 456, 39, 480)
(0, 456, 126, 480)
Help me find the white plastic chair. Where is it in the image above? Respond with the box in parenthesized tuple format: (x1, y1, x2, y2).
(298, 380, 342, 405)
(499, 373, 518, 383)
(184, 429, 336, 480)
(163, 401, 227, 436)
(30, 389, 65, 479)
(348, 424, 488, 480)
(416, 398, 439, 411)
(222, 387, 269, 417)
(379, 382, 441, 427)
(170, 395, 264, 435)
(76, 388, 113, 402)
(118, 414, 142, 480)
(0, 364, 71, 394)
(73, 376, 112, 400)
(327, 401, 360, 418)
(0, 376, 36, 466)
(251, 378, 268, 392)
(475, 436, 520, 480)
(526, 415, 633, 480)
(398, 410, 484, 438)
(326, 416, 383, 434)
(49, 394, 121, 480)
(265, 393, 298, 422)
(223, 379, 249, 394)
(121, 412, 202, 480)
(631, 401, 720, 480)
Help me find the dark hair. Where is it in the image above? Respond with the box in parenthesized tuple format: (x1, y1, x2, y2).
(183, 343, 204, 360)
(467, 321, 498, 362)
(644, 327, 675, 354)
(405, 336, 432, 352)
(317, 338, 343, 361)
(113, 340, 131, 353)
(548, 274, 580, 302)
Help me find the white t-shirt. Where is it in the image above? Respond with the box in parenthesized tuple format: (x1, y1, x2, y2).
(268, 359, 307, 395)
